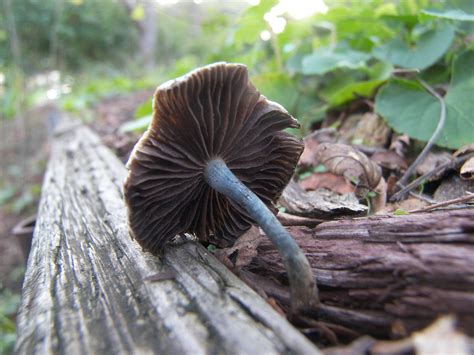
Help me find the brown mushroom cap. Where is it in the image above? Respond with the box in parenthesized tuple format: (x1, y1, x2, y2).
(124, 63, 303, 253)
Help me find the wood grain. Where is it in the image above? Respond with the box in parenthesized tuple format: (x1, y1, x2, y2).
(15, 121, 319, 355)
(242, 208, 474, 339)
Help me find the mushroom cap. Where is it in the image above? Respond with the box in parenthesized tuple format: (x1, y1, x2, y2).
(124, 62, 304, 253)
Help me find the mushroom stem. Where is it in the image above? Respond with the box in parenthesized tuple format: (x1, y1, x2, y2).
(205, 158, 319, 313)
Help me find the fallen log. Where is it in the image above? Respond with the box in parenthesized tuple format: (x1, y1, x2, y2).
(234, 208, 474, 341)
(15, 120, 319, 354)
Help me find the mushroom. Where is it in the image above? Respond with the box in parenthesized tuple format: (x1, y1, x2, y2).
(124, 63, 318, 312)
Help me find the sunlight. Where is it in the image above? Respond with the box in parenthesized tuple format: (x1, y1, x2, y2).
(154, 0, 178, 5)
(279, 0, 328, 19)
(259, 0, 328, 38)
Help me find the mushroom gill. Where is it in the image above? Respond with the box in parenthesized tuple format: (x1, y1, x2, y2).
(124, 62, 318, 312)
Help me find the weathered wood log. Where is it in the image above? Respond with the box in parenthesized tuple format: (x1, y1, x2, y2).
(15, 121, 320, 354)
(236, 208, 474, 341)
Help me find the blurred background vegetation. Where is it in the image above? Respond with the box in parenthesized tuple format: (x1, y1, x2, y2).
(0, 0, 473, 353)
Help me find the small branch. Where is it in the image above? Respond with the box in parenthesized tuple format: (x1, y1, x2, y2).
(409, 193, 474, 213)
(392, 79, 447, 201)
(408, 191, 437, 204)
(391, 153, 474, 201)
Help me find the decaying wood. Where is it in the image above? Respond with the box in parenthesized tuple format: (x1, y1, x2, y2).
(15, 121, 319, 355)
(280, 181, 367, 218)
(240, 208, 474, 340)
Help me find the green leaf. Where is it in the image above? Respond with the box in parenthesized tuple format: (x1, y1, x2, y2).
(134, 97, 153, 119)
(324, 79, 387, 107)
(251, 72, 299, 113)
(421, 9, 474, 22)
(319, 62, 392, 107)
(393, 208, 409, 215)
(373, 24, 456, 69)
(302, 48, 370, 75)
(232, 0, 278, 47)
(375, 51, 474, 149)
(119, 115, 152, 133)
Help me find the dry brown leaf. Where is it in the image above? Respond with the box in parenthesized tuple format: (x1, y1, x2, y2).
(313, 143, 382, 198)
(453, 143, 474, 158)
(434, 175, 474, 201)
(460, 157, 474, 180)
(299, 128, 337, 167)
(415, 151, 452, 181)
(214, 226, 264, 271)
(277, 211, 324, 227)
(389, 134, 410, 157)
(299, 172, 355, 194)
(339, 112, 391, 147)
(371, 150, 408, 172)
(385, 197, 429, 213)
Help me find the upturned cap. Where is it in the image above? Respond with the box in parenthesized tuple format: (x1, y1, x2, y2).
(124, 63, 303, 253)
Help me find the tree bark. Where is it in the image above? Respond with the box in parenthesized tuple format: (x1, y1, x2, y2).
(237, 208, 474, 340)
(15, 120, 319, 355)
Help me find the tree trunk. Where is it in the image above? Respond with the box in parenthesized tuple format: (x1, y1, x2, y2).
(235, 209, 474, 341)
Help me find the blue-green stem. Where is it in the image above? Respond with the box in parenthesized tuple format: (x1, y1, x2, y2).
(205, 158, 319, 312)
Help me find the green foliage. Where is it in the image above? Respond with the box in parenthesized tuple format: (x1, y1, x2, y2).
(3, 0, 472, 149)
(0, 283, 21, 354)
(1, 0, 138, 72)
(232, 0, 278, 48)
(420, 8, 474, 21)
(60, 72, 155, 115)
(120, 115, 152, 134)
(374, 24, 456, 70)
(375, 51, 474, 149)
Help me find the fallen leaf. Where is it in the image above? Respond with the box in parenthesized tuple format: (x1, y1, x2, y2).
(453, 143, 474, 158)
(339, 112, 391, 147)
(384, 197, 429, 214)
(389, 134, 410, 157)
(460, 157, 474, 180)
(371, 150, 408, 172)
(214, 226, 264, 271)
(299, 172, 355, 194)
(299, 128, 337, 167)
(277, 211, 324, 227)
(415, 151, 452, 181)
(314, 143, 382, 198)
(434, 174, 474, 201)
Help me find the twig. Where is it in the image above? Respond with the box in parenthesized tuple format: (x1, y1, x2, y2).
(408, 191, 437, 204)
(391, 153, 474, 201)
(391, 79, 447, 201)
(409, 193, 474, 213)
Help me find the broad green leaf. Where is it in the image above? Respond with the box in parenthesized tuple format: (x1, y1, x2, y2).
(134, 97, 153, 118)
(251, 72, 299, 113)
(373, 24, 455, 69)
(421, 9, 474, 22)
(302, 48, 370, 75)
(319, 61, 392, 107)
(120, 115, 152, 133)
(325, 79, 388, 107)
(375, 51, 474, 149)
